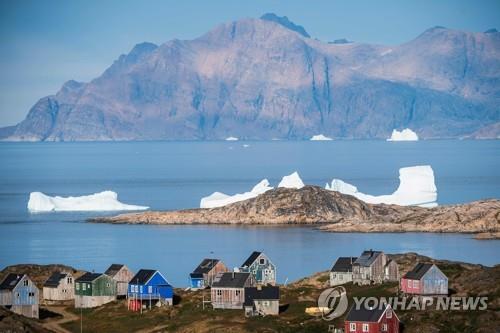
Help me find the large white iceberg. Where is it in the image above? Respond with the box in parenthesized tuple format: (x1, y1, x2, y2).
(27, 191, 149, 212)
(278, 172, 305, 189)
(325, 165, 437, 207)
(225, 136, 239, 141)
(387, 128, 419, 141)
(200, 179, 273, 208)
(310, 134, 333, 141)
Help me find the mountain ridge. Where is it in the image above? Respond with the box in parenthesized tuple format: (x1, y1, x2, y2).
(2, 15, 499, 141)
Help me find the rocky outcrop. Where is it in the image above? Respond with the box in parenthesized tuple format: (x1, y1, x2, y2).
(2, 15, 499, 141)
(89, 186, 500, 236)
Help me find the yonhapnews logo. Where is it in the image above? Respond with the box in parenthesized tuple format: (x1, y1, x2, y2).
(317, 286, 349, 321)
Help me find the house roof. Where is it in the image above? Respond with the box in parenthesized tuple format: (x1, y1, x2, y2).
(130, 269, 164, 285)
(330, 257, 357, 272)
(403, 263, 434, 280)
(0, 273, 25, 290)
(44, 272, 68, 288)
(354, 250, 383, 267)
(345, 304, 388, 322)
(189, 273, 204, 279)
(242, 251, 262, 267)
(212, 272, 251, 288)
(104, 264, 125, 277)
(75, 272, 104, 283)
(192, 259, 220, 275)
(244, 286, 280, 306)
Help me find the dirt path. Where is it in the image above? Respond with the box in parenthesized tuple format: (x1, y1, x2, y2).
(41, 306, 80, 333)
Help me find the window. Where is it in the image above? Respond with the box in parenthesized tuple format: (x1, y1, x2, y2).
(68, 277, 73, 284)
(16, 292, 20, 298)
(139, 286, 143, 293)
(332, 274, 336, 279)
(339, 274, 343, 280)
(76, 283, 79, 290)
(235, 290, 241, 296)
(82, 284, 86, 291)
(106, 283, 110, 288)
(23, 280, 29, 286)
(28, 292, 35, 297)
(216, 290, 222, 296)
(386, 308, 392, 318)
(148, 286, 152, 294)
(413, 280, 419, 288)
(349, 323, 356, 332)
(382, 323, 388, 331)
(407, 280, 412, 288)
(259, 258, 266, 265)
(362, 323, 369, 332)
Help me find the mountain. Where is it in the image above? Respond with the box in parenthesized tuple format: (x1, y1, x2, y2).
(2, 15, 499, 141)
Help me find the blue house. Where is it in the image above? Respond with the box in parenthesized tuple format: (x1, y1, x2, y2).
(128, 269, 173, 309)
(240, 251, 276, 286)
(189, 258, 228, 290)
(0, 274, 39, 319)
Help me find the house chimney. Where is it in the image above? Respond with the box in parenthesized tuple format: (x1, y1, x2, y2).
(232, 271, 235, 279)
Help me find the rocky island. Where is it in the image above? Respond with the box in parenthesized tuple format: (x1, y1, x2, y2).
(90, 186, 500, 238)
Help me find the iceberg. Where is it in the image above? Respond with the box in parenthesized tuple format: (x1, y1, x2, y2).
(387, 128, 419, 141)
(27, 191, 149, 212)
(200, 179, 273, 208)
(310, 134, 333, 141)
(278, 172, 305, 189)
(225, 136, 239, 141)
(325, 165, 437, 207)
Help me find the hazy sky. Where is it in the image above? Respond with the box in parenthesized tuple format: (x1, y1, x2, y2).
(1, 0, 499, 126)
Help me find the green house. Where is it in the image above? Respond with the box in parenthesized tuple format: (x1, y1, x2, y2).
(75, 272, 116, 308)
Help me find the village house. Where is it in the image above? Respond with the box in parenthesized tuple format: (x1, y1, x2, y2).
(344, 304, 400, 333)
(352, 250, 399, 285)
(43, 271, 74, 301)
(74, 272, 116, 308)
(104, 264, 134, 297)
(244, 285, 280, 317)
(240, 251, 276, 286)
(128, 269, 173, 310)
(0, 274, 39, 319)
(211, 272, 256, 309)
(189, 258, 228, 290)
(401, 263, 448, 295)
(330, 257, 357, 286)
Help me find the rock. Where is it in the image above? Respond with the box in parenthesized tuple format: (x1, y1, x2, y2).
(89, 186, 500, 236)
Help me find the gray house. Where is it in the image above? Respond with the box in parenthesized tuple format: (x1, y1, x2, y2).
(244, 286, 280, 317)
(401, 263, 448, 295)
(105, 264, 134, 297)
(330, 257, 357, 286)
(211, 272, 256, 309)
(43, 271, 75, 301)
(352, 250, 400, 285)
(240, 251, 276, 286)
(0, 274, 39, 319)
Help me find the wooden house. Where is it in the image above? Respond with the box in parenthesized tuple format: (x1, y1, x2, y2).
(344, 304, 400, 333)
(240, 251, 276, 286)
(128, 269, 173, 310)
(352, 250, 398, 285)
(330, 257, 357, 286)
(211, 272, 256, 309)
(401, 263, 448, 295)
(74, 273, 116, 308)
(384, 259, 400, 282)
(244, 286, 280, 317)
(189, 258, 228, 289)
(0, 274, 39, 319)
(105, 264, 134, 297)
(43, 271, 74, 301)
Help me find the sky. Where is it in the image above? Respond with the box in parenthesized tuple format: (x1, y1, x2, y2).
(1, 0, 499, 126)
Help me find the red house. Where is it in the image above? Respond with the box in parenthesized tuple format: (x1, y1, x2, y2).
(400, 263, 448, 295)
(345, 304, 399, 333)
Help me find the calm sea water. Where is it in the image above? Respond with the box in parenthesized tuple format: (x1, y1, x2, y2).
(0, 141, 499, 286)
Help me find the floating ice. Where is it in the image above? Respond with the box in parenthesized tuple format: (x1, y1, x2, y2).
(27, 191, 149, 212)
(310, 134, 333, 141)
(387, 128, 419, 141)
(225, 136, 239, 141)
(200, 179, 273, 208)
(278, 172, 305, 189)
(325, 165, 437, 207)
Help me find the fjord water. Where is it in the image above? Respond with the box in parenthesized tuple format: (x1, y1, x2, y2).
(0, 140, 499, 286)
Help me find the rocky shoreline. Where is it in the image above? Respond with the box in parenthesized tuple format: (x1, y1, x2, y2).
(89, 186, 500, 238)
